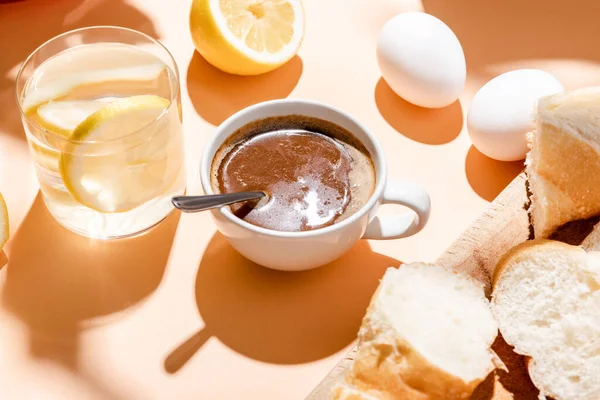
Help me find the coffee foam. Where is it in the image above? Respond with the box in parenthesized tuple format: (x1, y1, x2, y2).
(211, 115, 376, 232)
(336, 138, 376, 224)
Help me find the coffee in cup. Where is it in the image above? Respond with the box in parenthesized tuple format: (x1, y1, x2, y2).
(210, 115, 376, 232)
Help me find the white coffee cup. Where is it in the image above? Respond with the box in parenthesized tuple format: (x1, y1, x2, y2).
(200, 99, 430, 271)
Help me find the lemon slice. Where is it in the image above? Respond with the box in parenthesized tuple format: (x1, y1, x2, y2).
(36, 98, 116, 136)
(22, 43, 166, 112)
(29, 142, 61, 172)
(60, 95, 178, 213)
(0, 193, 9, 252)
(26, 98, 117, 172)
(22, 65, 165, 112)
(190, 0, 305, 75)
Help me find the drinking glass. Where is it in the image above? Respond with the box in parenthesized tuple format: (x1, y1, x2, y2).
(15, 26, 186, 239)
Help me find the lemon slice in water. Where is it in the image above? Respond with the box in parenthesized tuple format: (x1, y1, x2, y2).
(36, 98, 116, 136)
(59, 95, 178, 213)
(21, 44, 166, 112)
(27, 98, 116, 172)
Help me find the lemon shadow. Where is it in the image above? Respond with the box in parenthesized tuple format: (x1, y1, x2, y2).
(374, 78, 463, 145)
(186, 52, 303, 126)
(465, 146, 524, 202)
(164, 233, 399, 372)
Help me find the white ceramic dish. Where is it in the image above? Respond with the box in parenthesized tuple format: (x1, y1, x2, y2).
(200, 99, 430, 271)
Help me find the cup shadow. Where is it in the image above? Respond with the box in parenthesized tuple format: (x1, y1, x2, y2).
(2, 192, 179, 344)
(374, 77, 463, 145)
(465, 146, 524, 202)
(186, 52, 303, 126)
(164, 233, 400, 372)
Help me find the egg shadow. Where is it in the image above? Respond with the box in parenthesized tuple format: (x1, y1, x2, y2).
(374, 78, 463, 145)
(186, 53, 303, 126)
(465, 146, 524, 202)
(163, 233, 400, 372)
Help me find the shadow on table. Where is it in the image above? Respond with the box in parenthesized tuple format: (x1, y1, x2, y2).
(374, 77, 463, 145)
(2, 193, 180, 399)
(469, 335, 539, 400)
(0, 251, 7, 271)
(465, 146, 524, 202)
(422, 0, 600, 77)
(0, 0, 160, 142)
(164, 233, 400, 372)
(186, 52, 303, 126)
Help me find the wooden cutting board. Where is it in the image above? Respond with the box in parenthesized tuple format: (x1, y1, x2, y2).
(307, 172, 600, 400)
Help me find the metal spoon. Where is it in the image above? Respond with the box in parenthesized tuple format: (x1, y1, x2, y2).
(172, 191, 267, 213)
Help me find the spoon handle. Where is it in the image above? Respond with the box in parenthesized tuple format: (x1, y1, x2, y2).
(172, 191, 266, 213)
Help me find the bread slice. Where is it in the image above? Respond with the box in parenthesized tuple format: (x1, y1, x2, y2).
(491, 240, 600, 400)
(332, 263, 499, 400)
(526, 87, 600, 238)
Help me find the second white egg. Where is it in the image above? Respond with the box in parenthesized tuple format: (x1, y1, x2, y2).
(377, 12, 466, 109)
(467, 69, 564, 161)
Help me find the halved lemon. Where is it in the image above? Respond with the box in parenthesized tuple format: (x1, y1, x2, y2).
(190, 0, 305, 75)
(59, 95, 180, 213)
(0, 193, 9, 252)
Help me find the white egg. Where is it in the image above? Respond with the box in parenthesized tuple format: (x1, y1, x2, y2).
(377, 12, 466, 109)
(467, 69, 564, 161)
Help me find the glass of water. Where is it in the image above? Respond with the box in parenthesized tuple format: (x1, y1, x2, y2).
(15, 26, 186, 239)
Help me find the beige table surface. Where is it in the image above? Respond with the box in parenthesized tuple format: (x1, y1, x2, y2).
(0, 0, 598, 399)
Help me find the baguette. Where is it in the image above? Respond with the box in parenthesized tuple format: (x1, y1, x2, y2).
(491, 240, 600, 400)
(526, 87, 600, 238)
(332, 263, 499, 400)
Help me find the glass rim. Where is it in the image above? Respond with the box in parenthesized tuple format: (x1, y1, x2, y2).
(15, 25, 181, 145)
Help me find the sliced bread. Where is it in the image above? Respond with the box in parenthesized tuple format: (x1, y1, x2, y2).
(332, 263, 499, 400)
(526, 87, 600, 238)
(491, 240, 600, 400)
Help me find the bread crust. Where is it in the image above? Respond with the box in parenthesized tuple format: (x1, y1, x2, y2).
(491, 239, 581, 288)
(491, 239, 594, 400)
(337, 265, 496, 400)
(527, 88, 600, 238)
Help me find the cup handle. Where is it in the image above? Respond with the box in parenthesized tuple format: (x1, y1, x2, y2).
(362, 180, 431, 240)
